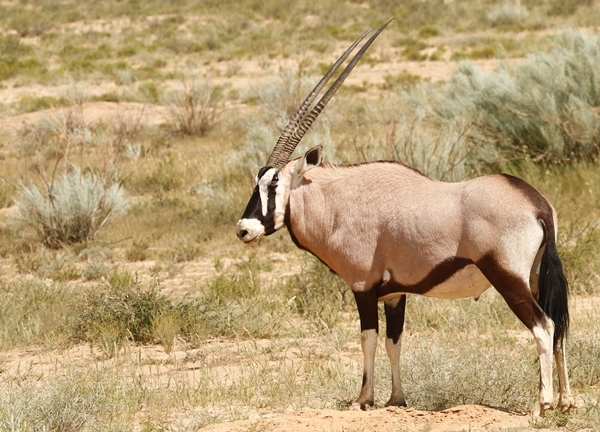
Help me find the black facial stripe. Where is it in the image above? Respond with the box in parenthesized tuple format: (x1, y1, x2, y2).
(240, 186, 262, 220)
(263, 181, 278, 235)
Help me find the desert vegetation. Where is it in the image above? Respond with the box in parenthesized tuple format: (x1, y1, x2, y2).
(0, 0, 600, 431)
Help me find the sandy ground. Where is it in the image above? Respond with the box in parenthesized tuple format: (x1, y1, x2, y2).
(202, 405, 535, 432)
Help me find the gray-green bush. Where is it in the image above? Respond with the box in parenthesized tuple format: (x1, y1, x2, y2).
(15, 165, 130, 248)
(410, 31, 600, 166)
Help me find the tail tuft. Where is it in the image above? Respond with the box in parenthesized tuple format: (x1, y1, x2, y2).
(538, 227, 569, 348)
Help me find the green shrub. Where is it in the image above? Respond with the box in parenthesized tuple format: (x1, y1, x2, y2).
(73, 273, 170, 355)
(410, 31, 600, 165)
(15, 165, 130, 248)
(14, 95, 70, 113)
(418, 25, 440, 38)
(381, 71, 422, 90)
(394, 37, 429, 61)
(0, 57, 45, 81)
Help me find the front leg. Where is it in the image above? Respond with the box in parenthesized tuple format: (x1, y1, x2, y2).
(353, 289, 379, 409)
(384, 295, 407, 407)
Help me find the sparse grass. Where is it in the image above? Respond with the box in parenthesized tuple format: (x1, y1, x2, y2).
(0, 278, 71, 348)
(125, 237, 151, 262)
(164, 77, 222, 137)
(283, 256, 350, 333)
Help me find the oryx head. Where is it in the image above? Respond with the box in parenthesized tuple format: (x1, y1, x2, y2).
(236, 19, 392, 244)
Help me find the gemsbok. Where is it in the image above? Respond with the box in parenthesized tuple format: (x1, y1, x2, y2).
(236, 19, 575, 416)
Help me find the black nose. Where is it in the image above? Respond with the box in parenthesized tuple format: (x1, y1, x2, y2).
(238, 229, 248, 239)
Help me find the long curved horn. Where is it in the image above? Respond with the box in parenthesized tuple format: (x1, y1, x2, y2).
(265, 27, 373, 168)
(266, 18, 394, 169)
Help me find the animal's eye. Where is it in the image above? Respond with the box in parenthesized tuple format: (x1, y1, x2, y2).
(272, 174, 279, 184)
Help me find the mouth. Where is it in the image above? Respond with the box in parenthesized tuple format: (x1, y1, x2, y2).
(241, 235, 261, 245)
(237, 229, 262, 244)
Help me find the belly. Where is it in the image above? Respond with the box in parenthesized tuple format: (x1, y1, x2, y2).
(423, 264, 491, 299)
(378, 264, 491, 301)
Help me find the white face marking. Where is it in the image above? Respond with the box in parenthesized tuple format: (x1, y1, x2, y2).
(257, 169, 278, 217)
(273, 170, 290, 231)
(236, 218, 265, 243)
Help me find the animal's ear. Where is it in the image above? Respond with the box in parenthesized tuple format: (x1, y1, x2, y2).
(297, 145, 323, 175)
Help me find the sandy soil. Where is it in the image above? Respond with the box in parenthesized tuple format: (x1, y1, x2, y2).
(202, 405, 535, 432)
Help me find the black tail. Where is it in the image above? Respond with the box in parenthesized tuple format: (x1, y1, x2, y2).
(538, 223, 569, 348)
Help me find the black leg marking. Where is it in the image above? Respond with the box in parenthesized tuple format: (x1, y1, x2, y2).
(384, 295, 406, 344)
(354, 290, 379, 333)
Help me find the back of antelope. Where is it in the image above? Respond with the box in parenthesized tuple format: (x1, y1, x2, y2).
(236, 20, 575, 416)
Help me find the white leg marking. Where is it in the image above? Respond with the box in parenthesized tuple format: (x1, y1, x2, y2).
(357, 329, 377, 409)
(554, 338, 575, 412)
(531, 319, 554, 416)
(385, 336, 406, 407)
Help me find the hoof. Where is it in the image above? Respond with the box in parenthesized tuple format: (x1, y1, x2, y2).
(352, 398, 374, 411)
(559, 401, 577, 413)
(533, 402, 553, 418)
(385, 399, 407, 408)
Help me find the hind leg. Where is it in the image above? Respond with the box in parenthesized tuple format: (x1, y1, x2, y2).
(530, 316, 555, 416)
(384, 295, 407, 407)
(477, 256, 554, 416)
(554, 337, 575, 412)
